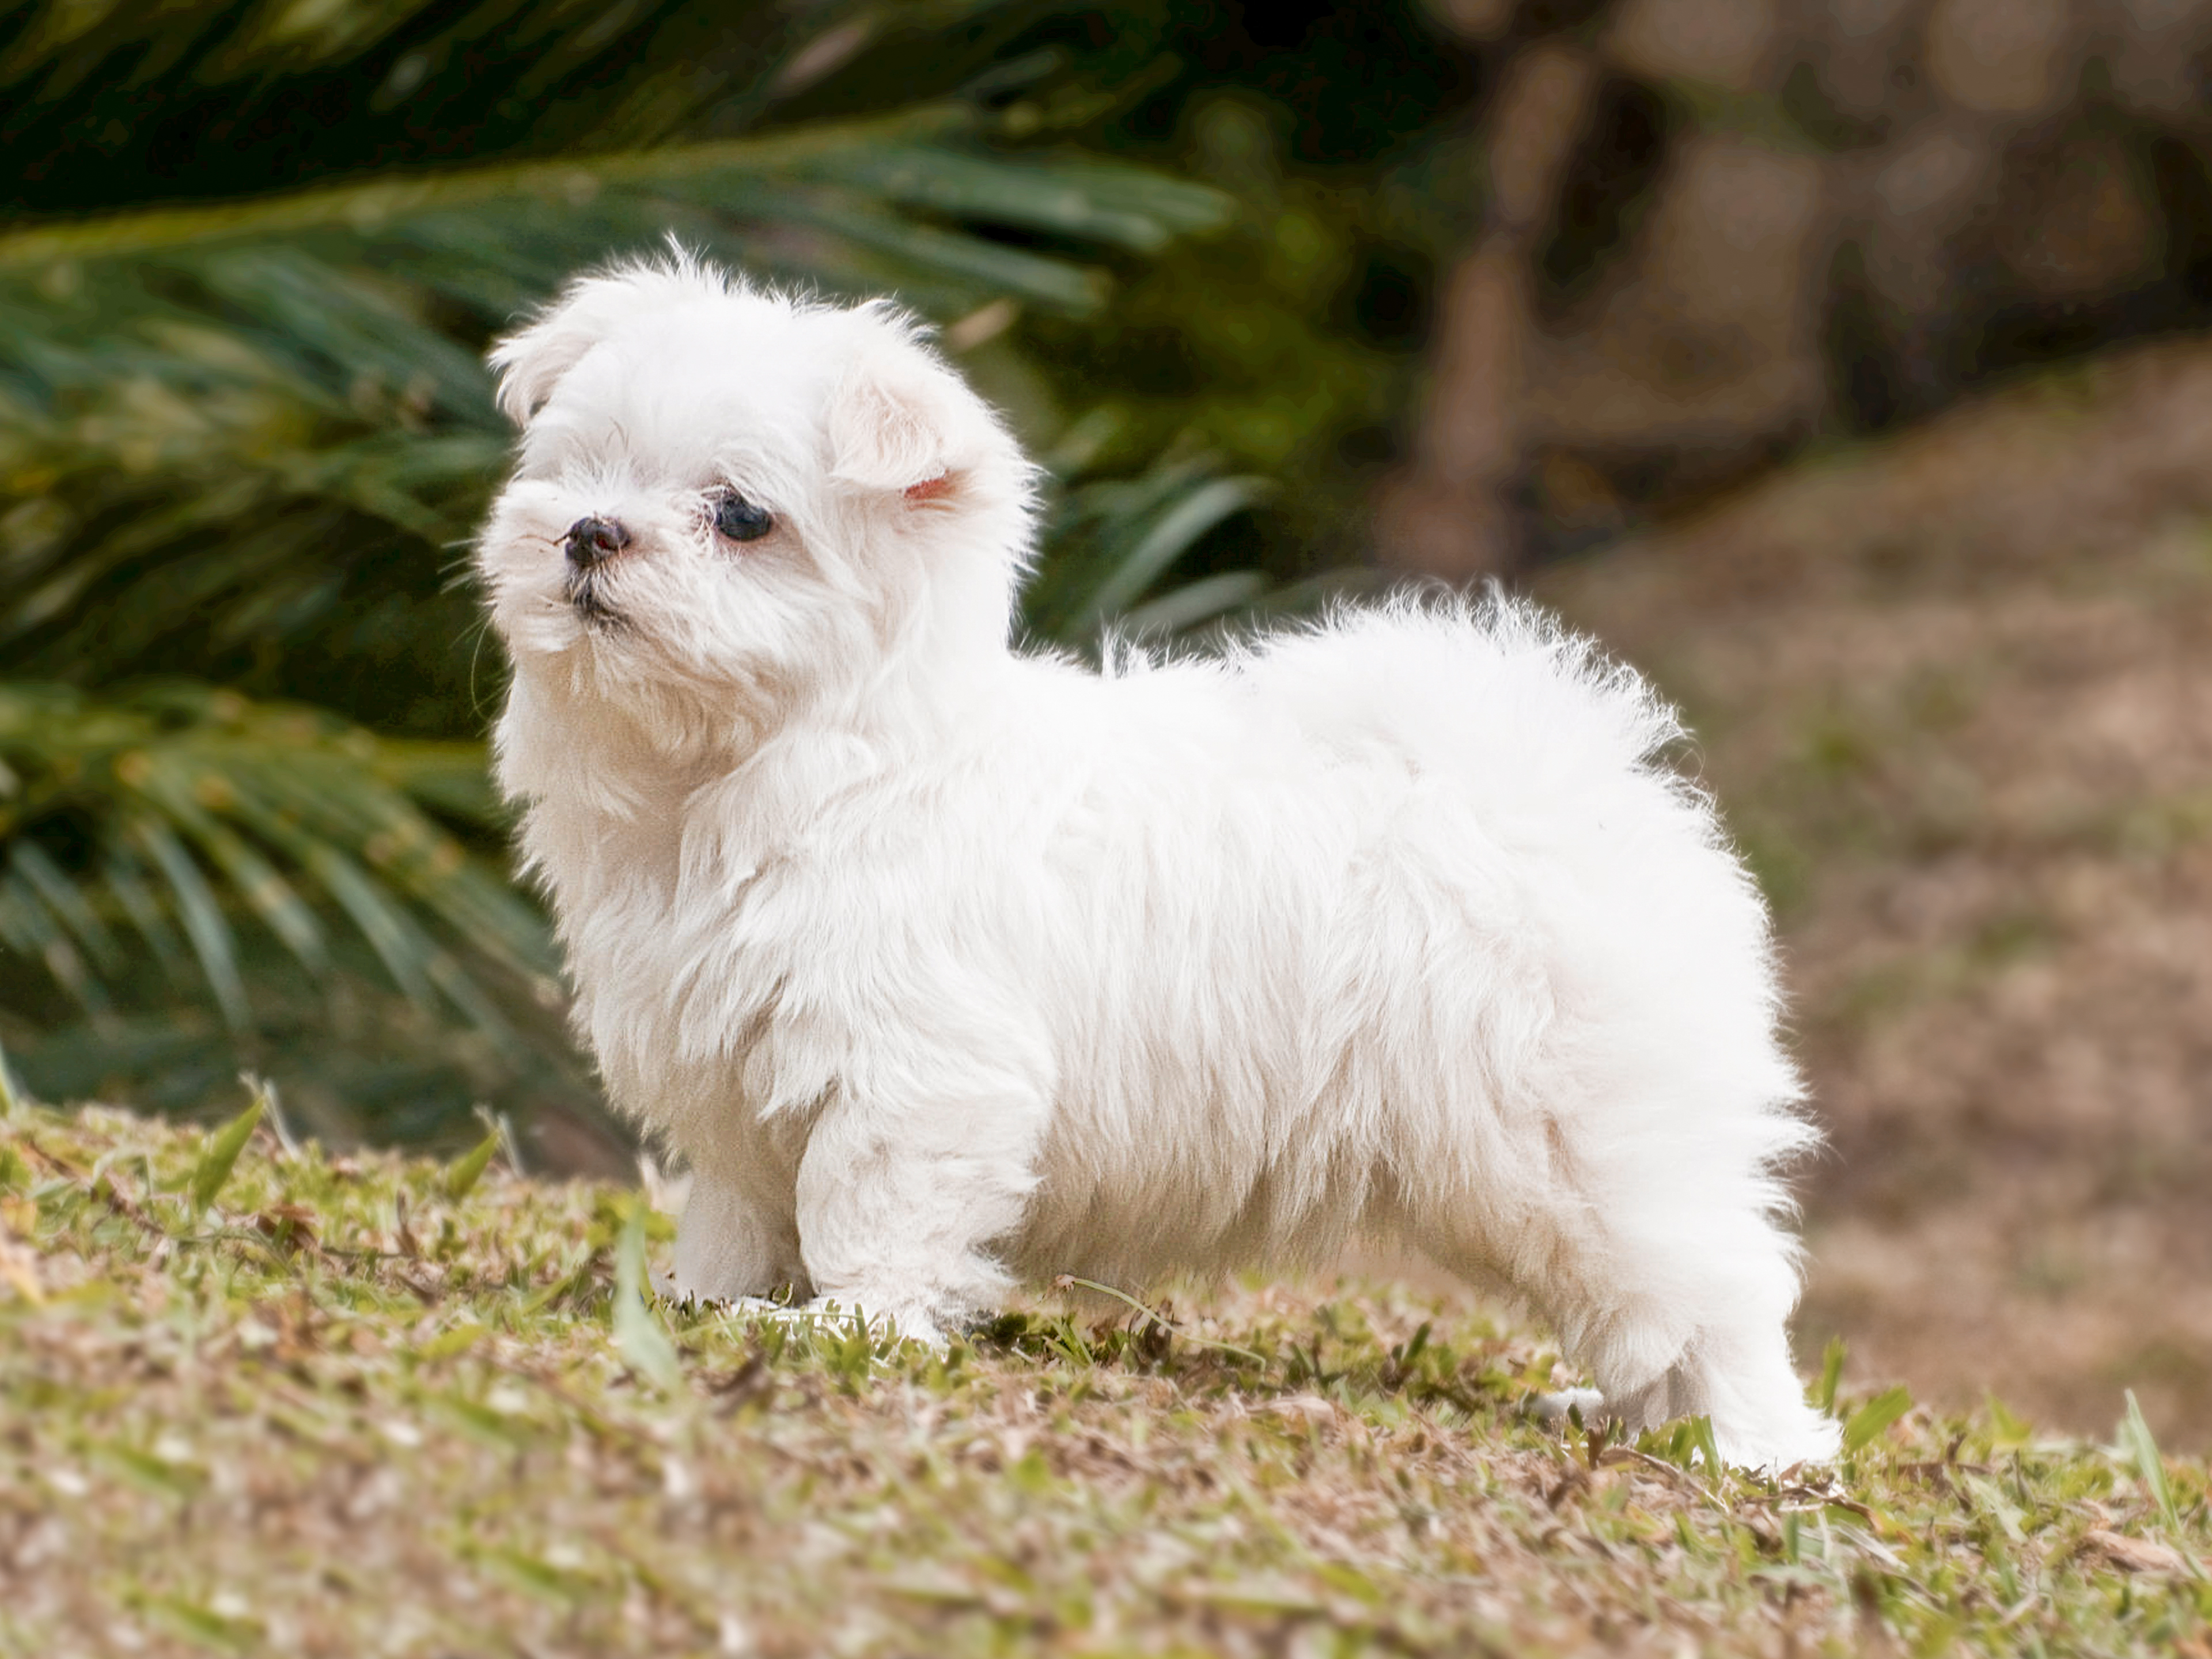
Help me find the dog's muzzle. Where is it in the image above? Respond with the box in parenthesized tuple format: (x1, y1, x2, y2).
(565, 516, 631, 570)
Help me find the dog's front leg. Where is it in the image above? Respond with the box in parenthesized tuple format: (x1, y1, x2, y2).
(671, 1165, 806, 1306)
(789, 1077, 1043, 1347)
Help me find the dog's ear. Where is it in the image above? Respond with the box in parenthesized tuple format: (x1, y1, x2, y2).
(827, 316, 981, 503)
(488, 281, 629, 427)
(488, 264, 699, 427)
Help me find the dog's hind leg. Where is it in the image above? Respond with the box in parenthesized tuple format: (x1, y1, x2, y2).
(1406, 1093, 1838, 1471)
(1593, 1310, 1840, 1470)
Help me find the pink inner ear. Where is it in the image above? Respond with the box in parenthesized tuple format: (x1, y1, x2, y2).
(904, 474, 953, 503)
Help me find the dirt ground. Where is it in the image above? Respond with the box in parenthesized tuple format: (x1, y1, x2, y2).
(1519, 341, 2212, 1448)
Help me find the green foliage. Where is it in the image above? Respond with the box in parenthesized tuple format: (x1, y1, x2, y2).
(7, 1100, 2211, 1654)
(0, 683, 543, 1016)
(438, 1123, 502, 1203)
(1816, 1332, 1847, 1415)
(611, 1193, 681, 1393)
(2, 0, 1445, 1141)
(1023, 456, 1281, 645)
(185, 1086, 264, 1214)
(1842, 1382, 1916, 1455)
(2126, 1389, 2184, 1539)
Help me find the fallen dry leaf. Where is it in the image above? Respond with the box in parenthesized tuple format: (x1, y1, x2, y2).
(2083, 1527, 2190, 1574)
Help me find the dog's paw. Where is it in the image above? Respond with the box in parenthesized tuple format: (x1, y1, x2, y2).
(1711, 1409, 1842, 1475)
(724, 1294, 805, 1319)
(656, 1282, 793, 1317)
(1529, 1387, 1608, 1425)
(711, 1294, 949, 1350)
(815, 1298, 948, 1350)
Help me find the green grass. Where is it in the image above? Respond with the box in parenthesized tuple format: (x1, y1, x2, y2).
(3, 1091, 2208, 1657)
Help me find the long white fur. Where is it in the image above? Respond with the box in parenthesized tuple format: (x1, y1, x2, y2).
(474, 254, 1840, 1468)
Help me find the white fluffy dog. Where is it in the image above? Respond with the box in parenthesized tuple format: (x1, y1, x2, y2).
(475, 255, 1838, 1468)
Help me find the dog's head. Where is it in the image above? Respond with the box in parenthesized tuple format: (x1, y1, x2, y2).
(476, 255, 1036, 756)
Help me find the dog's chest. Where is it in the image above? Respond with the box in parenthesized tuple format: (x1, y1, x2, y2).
(536, 804, 802, 1120)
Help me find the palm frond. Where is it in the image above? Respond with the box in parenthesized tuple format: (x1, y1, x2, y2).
(0, 683, 548, 1031)
(0, 122, 1233, 685)
(1022, 454, 1274, 647)
(0, 0, 1316, 1144)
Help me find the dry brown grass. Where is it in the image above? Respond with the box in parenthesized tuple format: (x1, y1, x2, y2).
(5, 1098, 2209, 1656)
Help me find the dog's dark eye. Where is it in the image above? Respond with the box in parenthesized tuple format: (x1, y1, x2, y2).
(711, 493, 774, 543)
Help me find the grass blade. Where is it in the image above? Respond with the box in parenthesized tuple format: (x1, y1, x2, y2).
(2122, 1391, 2179, 1532)
(0, 1035, 24, 1116)
(1687, 1414, 1724, 1474)
(1984, 1391, 2032, 1449)
(190, 1088, 267, 1214)
(442, 1125, 502, 1202)
(612, 1196, 681, 1393)
(1815, 1335, 1846, 1416)
(1842, 1384, 1914, 1454)
(1051, 1274, 1269, 1366)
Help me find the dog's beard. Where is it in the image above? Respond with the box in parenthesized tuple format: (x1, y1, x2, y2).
(563, 569, 623, 629)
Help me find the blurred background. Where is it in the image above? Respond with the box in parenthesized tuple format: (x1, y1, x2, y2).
(3, 0, 2208, 1442)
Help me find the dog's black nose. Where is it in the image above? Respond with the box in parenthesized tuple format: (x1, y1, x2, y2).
(564, 516, 631, 569)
